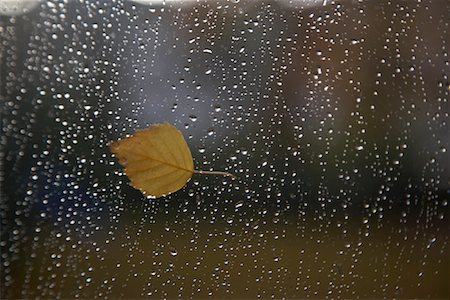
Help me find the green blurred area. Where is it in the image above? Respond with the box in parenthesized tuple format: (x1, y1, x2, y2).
(7, 209, 448, 298)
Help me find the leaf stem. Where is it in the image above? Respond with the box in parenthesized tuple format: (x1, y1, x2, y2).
(194, 170, 236, 179)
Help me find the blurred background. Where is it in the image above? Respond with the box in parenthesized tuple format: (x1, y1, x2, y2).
(1, 0, 448, 298)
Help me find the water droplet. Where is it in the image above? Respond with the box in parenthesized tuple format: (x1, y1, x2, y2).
(169, 248, 178, 256)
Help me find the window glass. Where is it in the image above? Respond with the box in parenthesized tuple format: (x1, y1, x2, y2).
(1, 0, 448, 298)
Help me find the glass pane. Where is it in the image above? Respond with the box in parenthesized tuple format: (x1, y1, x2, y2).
(1, 0, 448, 298)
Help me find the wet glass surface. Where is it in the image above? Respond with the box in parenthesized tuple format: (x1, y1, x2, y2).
(1, 0, 448, 298)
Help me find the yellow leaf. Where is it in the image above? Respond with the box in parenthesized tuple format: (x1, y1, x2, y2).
(110, 122, 234, 198)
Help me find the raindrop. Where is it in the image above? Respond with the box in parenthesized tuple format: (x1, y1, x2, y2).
(169, 248, 178, 257)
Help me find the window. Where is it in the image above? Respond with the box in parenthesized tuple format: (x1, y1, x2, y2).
(1, 0, 448, 298)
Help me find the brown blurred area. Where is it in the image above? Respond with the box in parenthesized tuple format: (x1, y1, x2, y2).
(5, 209, 448, 298)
